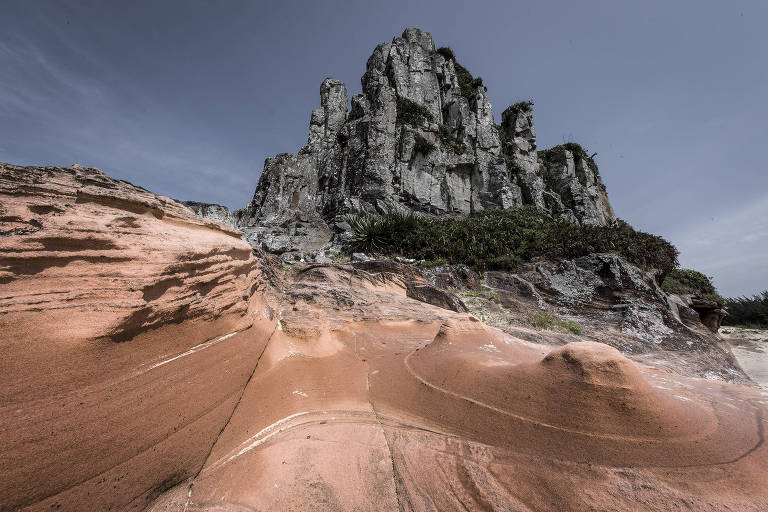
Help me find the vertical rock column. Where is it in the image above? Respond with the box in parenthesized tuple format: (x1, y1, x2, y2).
(501, 103, 546, 208)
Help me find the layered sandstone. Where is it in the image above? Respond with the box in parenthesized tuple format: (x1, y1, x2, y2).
(3, 164, 766, 510)
(148, 261, 768, 511)
(0, 163, 278, 510)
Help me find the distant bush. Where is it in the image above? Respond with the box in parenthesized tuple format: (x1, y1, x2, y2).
(436, 47, 455, 61)
(412, 135, 436, 155)
(539, 142, 597, 171)
(396, 97, 434, 126)
(345, 207, 679, 278)
(530, 310, 557, 329)
(506, 100, 534, 113)
(722, 291, 768, 328)
(346, 210, 420, 254)
(560, 321, 583, 335)
(419, 256, 448, 267)
(437, 124, 466, 154)
(661, 269, 723, 305)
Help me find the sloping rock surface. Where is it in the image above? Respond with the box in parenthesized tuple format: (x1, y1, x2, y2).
(192, 28, 615, 253)
(2, 165, 766, 511)
(444, 253, 747, 382)
(0, 163, 278, 511)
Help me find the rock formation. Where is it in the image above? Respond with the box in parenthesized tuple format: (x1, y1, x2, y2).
(183, 200, 237, 229)
(433, 253, 746, 381)
(0, 163, 279, 510)
(189, 28, 615, 253)
(2, 164, 766, 511)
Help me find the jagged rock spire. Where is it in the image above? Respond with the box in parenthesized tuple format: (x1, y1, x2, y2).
(195, 28, 615, 253)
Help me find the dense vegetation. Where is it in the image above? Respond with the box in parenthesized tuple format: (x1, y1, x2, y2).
(529, 310, 582, 335)
(396, 96, 434, 126)
(412, 135, 436, 155)
(436, 46, 484, 104)
(346, 207, 679, 277)
(722, 291, 768, 328)
(661, 269, 724, 305)
(538, 142, 598, 171)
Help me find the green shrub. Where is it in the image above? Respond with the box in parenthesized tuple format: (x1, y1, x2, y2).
(722, 291, 768, 328)
(560, 321, 582, 335)
(412, 135, 436, 155)
(396, 97, 434, 126)
(506, 100, 534, 113)
(530, 311, 582, 334)
(661, 269, 723, 305)
(539, 142, 597, 171)
(419, 256, 448, 267)
(346, 215, 386, 253)
(530, 310, 557, 329)
(345, 207, 679, 278)
(438, 124, 466, 154)
(436, 47, 455, 61)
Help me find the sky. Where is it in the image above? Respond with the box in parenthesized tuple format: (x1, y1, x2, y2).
(1, 0, 766, 296)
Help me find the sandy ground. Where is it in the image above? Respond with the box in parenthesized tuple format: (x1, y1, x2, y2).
(721, 327, 768, 389)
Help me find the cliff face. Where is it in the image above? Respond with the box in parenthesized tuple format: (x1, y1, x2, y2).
(211, 28, 615, 253)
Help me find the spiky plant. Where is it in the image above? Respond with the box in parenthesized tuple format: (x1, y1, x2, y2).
(347, 214, 386, 253)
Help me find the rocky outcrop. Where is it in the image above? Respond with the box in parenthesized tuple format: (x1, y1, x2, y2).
(0, 163, 279, 510)
(183, 200, 236, 229)
(3, 164, 767, 511)
(676, 294, 728, 332)
(192, 28, 616, 253)
(522, 254, 717, 348)
(148, 259, 767, 511)
(538, 145, 615, 226)
(426, 253, 747, 382)
(691, 299, 727, 332)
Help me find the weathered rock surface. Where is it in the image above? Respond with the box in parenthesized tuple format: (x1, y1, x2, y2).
(685, 294, 728, 332)
(182, 200, 237, 229)
(424, 253, 748, 383)
(0, 163, 279, 510)
(2, 165, 766, 511)
(191, 28, 615, 253)
(142, 258, 767, 511)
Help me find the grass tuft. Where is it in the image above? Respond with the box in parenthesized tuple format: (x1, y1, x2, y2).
(530, 311, 582, 335)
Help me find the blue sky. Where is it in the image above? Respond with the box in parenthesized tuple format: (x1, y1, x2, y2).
(2, 1, 766, 296)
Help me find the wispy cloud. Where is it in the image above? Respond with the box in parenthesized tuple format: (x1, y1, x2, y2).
(0, 34, 256, 208)
(670, 196, 768, 296)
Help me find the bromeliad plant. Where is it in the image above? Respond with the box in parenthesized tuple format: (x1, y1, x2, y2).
(346, 206, 679, 278)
